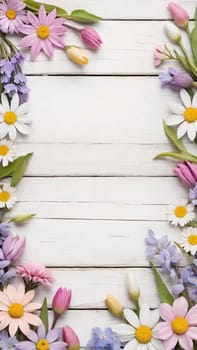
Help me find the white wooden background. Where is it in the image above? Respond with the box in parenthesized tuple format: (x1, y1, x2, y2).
(10, 0, 196, 346)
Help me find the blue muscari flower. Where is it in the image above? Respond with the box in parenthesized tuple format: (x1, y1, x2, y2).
(0, 222, 11, 246)
(0, 330, 18, 349)
(87, 328, 120, 350)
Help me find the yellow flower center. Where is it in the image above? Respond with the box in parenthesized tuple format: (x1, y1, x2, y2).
(6, 9, 16, 19)
(4, 111, 17, 125)
(8, 303, 24, 318)
(37, 25, 50, 39)
(0, 191, 10, 202)
(36, 339, 49, 350)
(135, 325, 152, 343)
(184, 107, 197, 122)
(171, 317, 188, 334)
(174, 206, 187, 218)
(0, 145, 9, 156)
(188, 234, 197, 245)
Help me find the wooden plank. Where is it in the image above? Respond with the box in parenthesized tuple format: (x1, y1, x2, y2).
(15, 21, 183, 75)
(17, 76, 181, 143)
(15, 219, 180, 266)
(40, 0, 196, 19)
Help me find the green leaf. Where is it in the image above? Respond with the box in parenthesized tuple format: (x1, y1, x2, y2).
(195, 6, 197, 25)
(190, 25, 197, 65)
(163, 121, 187, 152)
(70, 9, 102, 23)
(39, 298, 48, 332)
(174, 50, 191, 72)
(23, 0, 68, 17)
(154, 151, 197, 163)
(11, 153, 33, 187)
(150, 262, 174, 304)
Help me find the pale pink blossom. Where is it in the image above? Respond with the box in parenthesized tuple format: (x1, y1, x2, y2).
(168, 2, 189, 28)
(0, 283, 41, 336)
(153, 46, 166, 67)
(16, 263, 54, 287)
(154, 297, 197, 350)
(19, 5, 67, 59)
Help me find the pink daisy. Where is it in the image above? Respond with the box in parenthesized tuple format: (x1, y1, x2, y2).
(0, 0, 28, 34)
(16, 263, 54, 287)
(19, 5, 67, 59)
(154, 297, 197, 350)
(0, 283, 41, 336)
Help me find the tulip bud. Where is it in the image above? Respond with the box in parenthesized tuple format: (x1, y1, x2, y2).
(165, 22, 181, 43)
(66, 46, 88, 65)
(2, 235, 25, 261)
(52, 287, 72, 315)
(174, 161, 197, 187)
(80, 27, 103, 50)
(126, 272, 140, 301)
(9, 213, 35, 223)
(168, 2, 189, 28)
(105, 294, 123, 317)
(62, 326, 80, 350)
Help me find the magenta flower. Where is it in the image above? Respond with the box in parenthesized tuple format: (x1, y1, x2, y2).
(19, 5, 67, 59)
(155, 297, 197, 350)
(16, 263, 54, 287)
(168, 2, 189, 28)
(0, 0, 28, 34)
(62, 326, 80, 350)
(2, 235, 26, 261)
(174, 161, 197, 187)
(52, 287, 72, 315)
(80, 27, 102, 50)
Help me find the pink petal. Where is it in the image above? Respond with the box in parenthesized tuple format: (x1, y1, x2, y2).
(0, 311, 10, 320)
(186, 305, 197, 325)
(27, 11, 40, 27)
(9, 319, 19, 337)
(24, 302, 41, 312)
(23, 312, 41, 326)
(163, 334, 178, 350)
(49, 25, 67, 35)
(178, 334, 193, 350)
(173, 297, 188, 317)
(0, 304, 8, 311)
(38, 4, 47, 24)
(22, 290, 35, 306)
(154, 322, 173, 340)
(20, 34, 37, 48)
(18, 318, 30, 336)
(6, 285, 17, 303)
(41, 39, 54, 57)
(45, 8, 56, 25)
(187, 327, 197, 339)
(31, 39, 42, 59)
(19, 24, 35, 35)
(48, 34, 65, 48)
(0, 291, 10, 306)
(160, 304, 174, 322)
(17, 284, 25, 302)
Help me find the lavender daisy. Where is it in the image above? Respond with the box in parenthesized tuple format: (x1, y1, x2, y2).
(16, 323, 66, 350)
(0, 0, 28, 34)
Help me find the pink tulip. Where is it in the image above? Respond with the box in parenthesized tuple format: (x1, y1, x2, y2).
(168, 2, 189, 28)
(80, 27, 102, 49)
(3, 235, 25, 261)
(52, 287, 71, 315)
(62, 326, 80, 350)
(174, 161, 197, 187)
(153, 46, 166, 67)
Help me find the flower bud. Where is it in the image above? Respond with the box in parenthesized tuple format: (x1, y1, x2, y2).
(9, 213, 35, 223)
(62, 326, 80, 350)
(52, 287, 72, 315)
(105, 294, 123, 317)
(168, 2, 189, 28)
(66, 46, 88, 65)
(126, 272, 140, 301)
(165, 22, 181, 43)
(174, 161, 197, 187)
(153, 46, 166, 67)
(80, 27, 103, 50)
(2, 235, 25, 261)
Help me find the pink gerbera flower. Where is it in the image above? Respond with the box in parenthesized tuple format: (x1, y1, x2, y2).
(0, 0, 28, 34)
(19, 5, 67, 59)
(155, 297, 197, 350)
(16, 263, 54, 287)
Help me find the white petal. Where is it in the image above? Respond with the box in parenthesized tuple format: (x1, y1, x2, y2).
(149, 310, 160, 328)
(169, 103, 185, 114)
(139, 304, 151, 325)
(187, 123, 196, 141)
(192, 91, 197, 108)
(124, 308, 140, 328)
(11, 94, 19, 112)
(8, 125, 17, 140)
(124, 339, 139, 350)
(15, 122, 30, 135)
(177, 122, 188, 139)
(180, 89, 192, 108)
(16, 102, 29, 115)
(112, 324, 134, 342)
(0, 123, 8, 139)
(1, 94, 10, 111)
(165, 115, 184, 126)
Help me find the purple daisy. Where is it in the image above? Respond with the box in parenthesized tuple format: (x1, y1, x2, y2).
(19, 5, 67, 59)
(0, 0, 28, 34)
(16, 324, 66, 350)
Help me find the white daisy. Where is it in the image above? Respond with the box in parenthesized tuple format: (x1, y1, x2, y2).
(180, 227, 197, 255)
(0, 139, 15, 167)
(166, 199, 195, 227)
(166, 89, 197, 141)
(112, 305, 163, 350)
(0, 93, 31, 141)
(0, 184, 16, 209)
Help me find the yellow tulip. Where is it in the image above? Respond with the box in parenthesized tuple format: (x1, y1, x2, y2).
(66, 46, 88, 65)
(105, 294, 123, 317)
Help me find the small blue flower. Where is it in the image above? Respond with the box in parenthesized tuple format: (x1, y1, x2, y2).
(0, 330, 18, 349)
(87, 327, 120, 350)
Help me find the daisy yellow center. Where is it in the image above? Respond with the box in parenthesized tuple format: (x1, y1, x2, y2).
(37, 25, 50, 39)
(6, 9, 16, 19)
(4, 111, 17, 125)
(188, 234, 197, 245)
(135, 325, 152, 343)
(171, 317, 188, 334)
(174, 206, 187, 218)
(0, 191, 10, 202)
(0, 145, 9, 156)
(184, 107, 197, 122)
(36, 339, 49, 350)
(8, 303, 24, 318)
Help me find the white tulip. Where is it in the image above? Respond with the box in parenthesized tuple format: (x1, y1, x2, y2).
(165, 22, 181, 43)
(126, 271, 140, 300)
